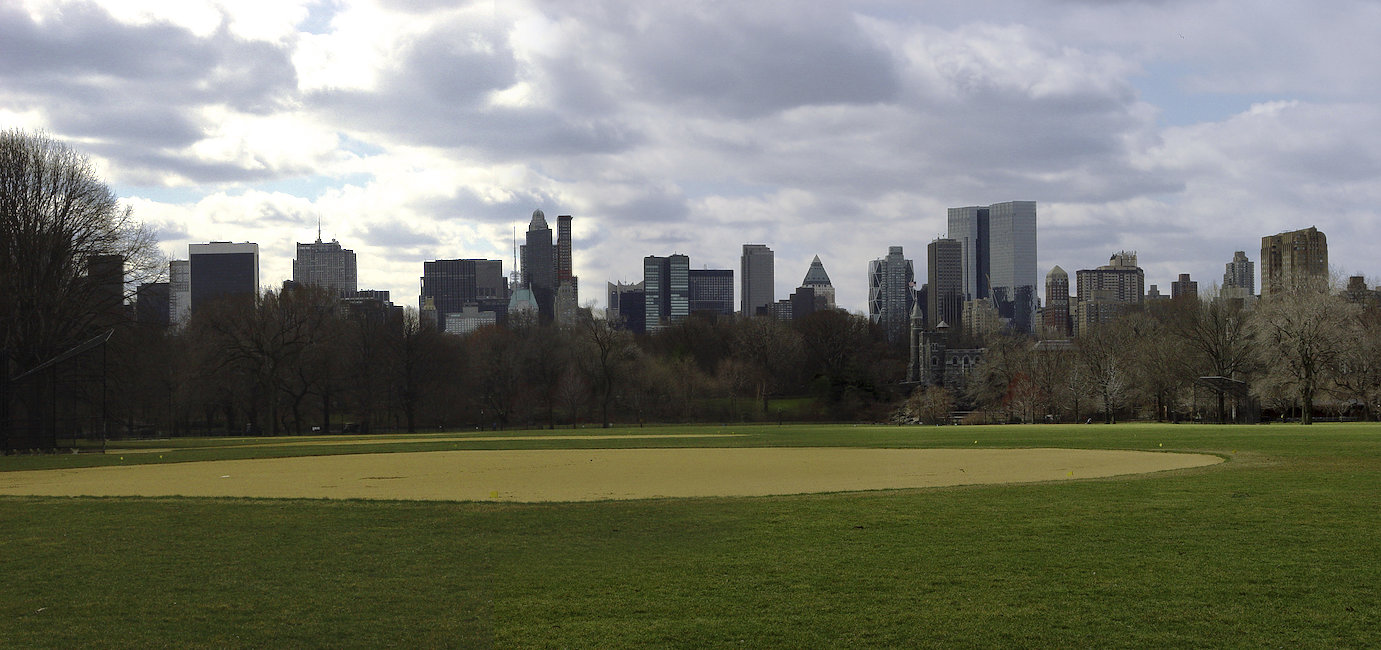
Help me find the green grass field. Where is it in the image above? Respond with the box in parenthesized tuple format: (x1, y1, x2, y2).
(2, 423, 1378, 647)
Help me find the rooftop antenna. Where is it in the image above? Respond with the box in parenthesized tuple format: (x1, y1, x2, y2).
(316, 217, 322, 244)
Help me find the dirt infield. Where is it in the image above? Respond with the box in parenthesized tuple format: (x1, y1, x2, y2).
(0, 447, 1220, 502)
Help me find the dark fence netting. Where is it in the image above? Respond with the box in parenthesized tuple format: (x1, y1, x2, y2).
(3, 331, 112, 453)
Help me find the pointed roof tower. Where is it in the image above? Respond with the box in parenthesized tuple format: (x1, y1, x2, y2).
(801, 255, 833, 286)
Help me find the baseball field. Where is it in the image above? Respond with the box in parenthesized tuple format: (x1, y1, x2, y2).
(1, 423, 1376, 647)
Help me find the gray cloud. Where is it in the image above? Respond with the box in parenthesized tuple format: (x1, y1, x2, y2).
(0, 2, 298, 181)
(5, 1, 1381, 311)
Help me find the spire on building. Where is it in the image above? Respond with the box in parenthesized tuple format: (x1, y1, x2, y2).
(802, 255, 833, 286)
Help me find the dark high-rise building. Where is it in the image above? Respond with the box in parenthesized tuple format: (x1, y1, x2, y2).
(554, 214, 579, 325)
(86, 254, 125, 324)
(556, 215, 573, 282)
(189, 242, 258, 311)
(607, 281, 646, 333)
(522, 210, 556, 322)
(789, 286, 817, 321)
(948, 201, 1037, 332)
(419, 259, 507, 320)
(741, 244, 774, 316)
(1171, 273, 1198, 302)
(135, 282, 170, 328)
(644, 254, 689, 331)
(869, 246, 915, 345)
(688, 269, 734, 317)
(1261, 226, 1328, 297)
(1042, 266, 1071, 339)
(293, 233, 357, 297)
(926, 238, 963, 331)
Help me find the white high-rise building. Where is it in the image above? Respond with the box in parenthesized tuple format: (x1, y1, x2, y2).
(947, 201, 1037, 333)
(293, 233, 357, 297)
(169, 259, 190, 325)
(868, 246, 915, 344)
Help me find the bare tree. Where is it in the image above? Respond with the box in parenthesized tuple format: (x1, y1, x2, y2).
(1250, 284, 1359, 424)
(1077, 320, 1133, 423)
(2, 130, 161, 449)
(573, 311, 636, 428)
(1331, 307, 1381, 420)
(1169, 292, 1256, 419)
(905, 385, 954, 424)
(1, 130, 161, 368)
(733, 316, 805, 414)
(964, 332, 1032, 422)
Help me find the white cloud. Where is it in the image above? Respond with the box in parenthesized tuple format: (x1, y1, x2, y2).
(5, 0, 1381, 313)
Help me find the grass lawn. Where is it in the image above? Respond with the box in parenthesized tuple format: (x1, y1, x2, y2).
(1, 423, 1378, 647)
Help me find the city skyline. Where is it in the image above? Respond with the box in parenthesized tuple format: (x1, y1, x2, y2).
(6, 2, 1381, 312)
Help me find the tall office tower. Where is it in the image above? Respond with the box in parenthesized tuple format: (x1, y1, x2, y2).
(868, 246, 916, 345)
(1074, 251, 1144, 336)
(293, 233, 358, 297)
(800, 255, 836, 310)
(135, 282, 171, 328)
(554, 214, 579, 325)
(926, 238, 964, 332)
(188, 242, 259, 312)
(419, 259, 508, 327)
(1223, 251, 1255, 294)
(169, 259, 191, 325)
(522, 210, 556, 322)
(986, 201, 1038, 333)
(948, 206, 989, 301)
(1042, 266, 1071, 340)
(556, 215, 573, 282)
(741, 244, 774, 316)
(1261, 226, 1328, 298)
(607, 281, 647, 333)
(688, 269, 735, 317)
(948, 201, 1037, 333)
(1171, 273, 1198, 302)
(644, 254, 690, 331)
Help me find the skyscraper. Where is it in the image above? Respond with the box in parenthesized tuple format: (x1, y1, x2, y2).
(926, 238, 963, 331)
(688, 269, 734, 317)
(554, 214, 579, 325)
(419, 259, 508, 327)
(169, 259, 190, 325)
(869, 246, 915, 345)
(740, 244, 774, 316)
(1042, 266, 1071, 339)
(1223, 251, 1255, 295)
(607, 281, 646, 333)
(1171, 273, 1198, 302)
(188, 242, 258, 312)
(947, 206, 990, 301)
(1074, 251, 1144, 336)
(644, 254, 689, 331)
(800, 255, 836, 310)
(293, 233, 357, 297)
(987, 201, 1038, 333)
(1261, 226, 1328, 297)
(522, 210, 556, 322)
(948, 201, 1037, 333)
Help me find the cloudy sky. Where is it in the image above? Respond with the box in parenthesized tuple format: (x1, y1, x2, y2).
(5, 0, 1381, 312)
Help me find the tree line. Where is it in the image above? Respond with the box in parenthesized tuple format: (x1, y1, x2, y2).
(924, 284, 1381, 426)
(6, 128, 1381, 449)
